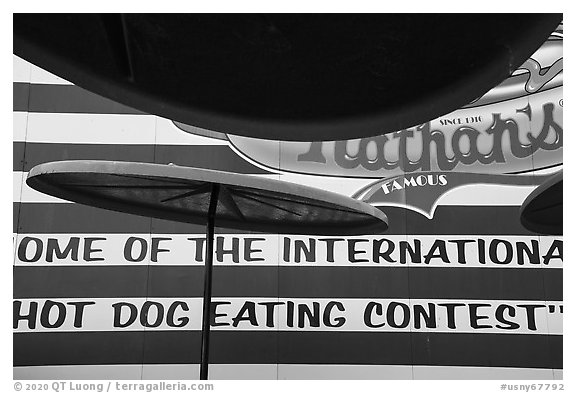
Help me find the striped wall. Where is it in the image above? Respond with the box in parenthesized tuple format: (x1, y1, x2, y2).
(13, 34, 563, 381)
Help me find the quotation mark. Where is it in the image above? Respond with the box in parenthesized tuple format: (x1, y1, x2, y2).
(548, 305, 563, 313)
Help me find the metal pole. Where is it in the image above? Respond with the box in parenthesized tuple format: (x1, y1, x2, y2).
(200, 183, 219, 380)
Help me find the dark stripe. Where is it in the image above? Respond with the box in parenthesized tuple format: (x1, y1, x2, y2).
(13, 266, 277, 299)
(13, 266, 562, 300)
(14, 142, 271, 174)
(15, 202, 548, 235)
(14, 82, 30, 112)
(401, 206, 530, 235)
(13, 205, 21, 237)
(409, 332, 562, 369)
(15, 202, 154, 234)
(13, 331, 562, 368)
(280, 267, 562, 301)
(14, 82, 144, 114)
(13, 143, 26, 172)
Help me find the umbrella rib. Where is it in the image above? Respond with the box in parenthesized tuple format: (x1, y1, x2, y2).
(233, 190, 303, 217)
(161, 182, 212, 203)
(219, 186, 246, 221)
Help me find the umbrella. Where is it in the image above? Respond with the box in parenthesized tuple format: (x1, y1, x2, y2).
(520, 170, 562, 236)
(26, 160, 389, 379)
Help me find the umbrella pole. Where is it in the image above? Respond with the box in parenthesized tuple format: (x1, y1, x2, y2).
(200, 184, 220, 380)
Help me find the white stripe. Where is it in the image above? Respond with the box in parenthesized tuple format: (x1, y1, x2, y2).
(13, 172, 24, 206)
(13, 298, 563, 335)
(14, 112, 29, 142)
(13, 233, 563, 269)
(18, 113, 230, 145)
(141, 364, 279, 380)
(25, 113, 157, 145)
(13, 364, 563, 380)
(412, 366, 562, 380)
(280, 365, 561, 380)
(13, 56, 31, 83)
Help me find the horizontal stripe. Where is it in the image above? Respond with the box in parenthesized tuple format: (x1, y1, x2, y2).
(12, 364, 563, 380)
(13, 112, 28, 143)
(13, 143, 26, 172)
(13, 142, 155, 171)
(14, 83, 143, 114)
(14, 203, 548, 235)
(13, 56, 31, 83)
(15, 113, 231, 146)
(12, 233, 563, 269)
(13, 266, 276, 299)
(13, 297, 562, 335)
(13, 266, 563, 300)
(13, 364, 277, 380)
(25, 113, 157, 144)
(13, 172, 24, 205)
(12, 142, 271, 174)
(277, 365, 563, 380)
(13, 331, 562, 368)
(278, 267, 562, 300)
(13, 82, 30, 112)
(401, 206, 536, 235)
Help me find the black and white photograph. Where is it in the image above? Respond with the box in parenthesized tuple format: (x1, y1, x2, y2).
(10, 11, 564, 388)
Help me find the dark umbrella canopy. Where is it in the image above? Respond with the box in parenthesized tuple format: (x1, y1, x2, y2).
(14, 14, 562, 141)
(26, 160, 389, 235)
(520, 171, 562, 236)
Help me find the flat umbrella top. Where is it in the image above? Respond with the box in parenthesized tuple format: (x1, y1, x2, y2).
(520, 170, 562, 236)
(26, 160, 388, 235)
